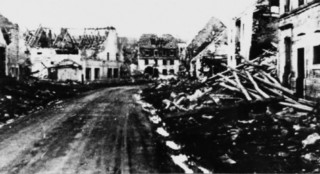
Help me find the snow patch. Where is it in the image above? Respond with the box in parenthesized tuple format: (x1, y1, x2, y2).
(238, 119, 254, 124)
(149, 115, 161, 124)
(302, 133, 320, 148)
(156, 127, 169, 137)
(166, 141, 181, 150)
(171, 154, 193, 173)
(198, 166, 211, 174)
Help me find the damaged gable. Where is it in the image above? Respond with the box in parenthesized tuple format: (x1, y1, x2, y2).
(187, 16, 227, 59)
(0, 29, 6, 47)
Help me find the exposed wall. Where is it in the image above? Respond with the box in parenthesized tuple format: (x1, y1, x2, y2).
(57, 68, 81, 81)
(278, 1, 320, 98)
(98, 29, 121, 62)
(28, 48, 81, 79)
(6, 25, 23, 79)
(189, 57, 202, 77)
(228, 5, 255, 67)
(83, 59, 121, 81)
(0, 30, 6, 77)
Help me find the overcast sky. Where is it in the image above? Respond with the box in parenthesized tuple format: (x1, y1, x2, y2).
(0, 0, 256, 41)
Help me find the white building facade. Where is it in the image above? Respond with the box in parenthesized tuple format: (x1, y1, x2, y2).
(278, 0, 320, 98)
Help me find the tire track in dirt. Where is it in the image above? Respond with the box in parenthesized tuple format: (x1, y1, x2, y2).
(0, 86, 180, 174)
(2, 96, 108, 174)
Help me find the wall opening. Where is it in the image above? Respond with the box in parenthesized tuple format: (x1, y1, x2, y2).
(0, 47, 6, 77)
(94, 68, 100, 80)
(313, 45, 320, 64)
(162, 69, 168, 75)
(163, 59, 167, 65)
(113, 68, 119, 78)
(86, 68, 91, 80)
(296, 48, 305, 97)
(282, 37, 292, 88)
(108, 68, 112, 78)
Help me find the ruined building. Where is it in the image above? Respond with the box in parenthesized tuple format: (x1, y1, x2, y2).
(25, 26, 123, 82)
(0, 27, 7, 78)
(228, 0, 280, 67)
(0, 13, 25, 79)
(137, 34, 181, 77)
(187, 17, 228, 78)
(278, 0, 320, 99)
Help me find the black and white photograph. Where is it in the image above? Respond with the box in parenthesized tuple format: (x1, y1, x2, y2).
(0, 0, 320, 173)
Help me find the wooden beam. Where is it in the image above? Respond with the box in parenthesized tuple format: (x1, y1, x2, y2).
(245, 71, 270, 99)
(278, 102, 314, 112)
(233, 72, 252, 101)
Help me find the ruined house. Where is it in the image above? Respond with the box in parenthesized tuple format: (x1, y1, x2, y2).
(25, 27, 81, 80)
(137, 34, 181, 76)
(0, 13, 25, 79)
(0, 27, 6, 78)
(25, 26, 123, 82)
(77, 27, 123, 81)
(278, 0, 320, 99)
(188, 17, 228, 78)
(228, 0, 280, 67)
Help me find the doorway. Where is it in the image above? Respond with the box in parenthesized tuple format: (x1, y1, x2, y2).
(296, 48, 305, 97)
(282, 37, 292, 88)
(0, 47, 6, 77)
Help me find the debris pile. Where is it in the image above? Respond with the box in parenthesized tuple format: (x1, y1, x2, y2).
(0, 78, 91, 126)
(140, 51, 320, 173)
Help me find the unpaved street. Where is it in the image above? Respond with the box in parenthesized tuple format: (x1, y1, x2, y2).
(0, 86, 179, 174)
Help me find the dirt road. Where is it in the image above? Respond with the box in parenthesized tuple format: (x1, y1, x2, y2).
(0, 86, 180, 174)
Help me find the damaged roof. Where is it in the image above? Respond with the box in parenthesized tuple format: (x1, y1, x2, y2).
(138, 34, 180, 49)
(188, 16, 227, 56)
(0, 13, 17, 46)
(25, 26, 115, 50)
(0, 29, 6, 47)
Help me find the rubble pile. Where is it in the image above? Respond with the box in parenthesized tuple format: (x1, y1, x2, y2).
(0, 77, 152, 127)
(0, 78, 93, 126)
(140, 51, 320, 173)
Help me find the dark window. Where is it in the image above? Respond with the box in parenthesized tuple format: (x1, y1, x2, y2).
(37, 52, 42, 55)
(108, 68, 112, 78)
(116, 53, 119, 61)
(298, 0, 304, 6)
(169, 69, 174, 74)
(170, 60, 174, 65)
(48, 68, 57, 80)
(113, 68, 119, 78)
(162, 69, 167, 75)
(170, 50, 175, 56)
(86, 68, 91, 80)
(145, 59, 149, 65)
(163, 59, 167, 65)
(313, 45, 320, 64)
(285, 0, 290, 12)
(94, 68, 100, 80)
(270, 0, 279, 6)
(107, 52, 110, 60)
(56, 49, 78, 54)
(154, 59, 158, 65)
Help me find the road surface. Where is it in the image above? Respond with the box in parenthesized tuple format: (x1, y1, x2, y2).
(0, 86, 180, 174)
